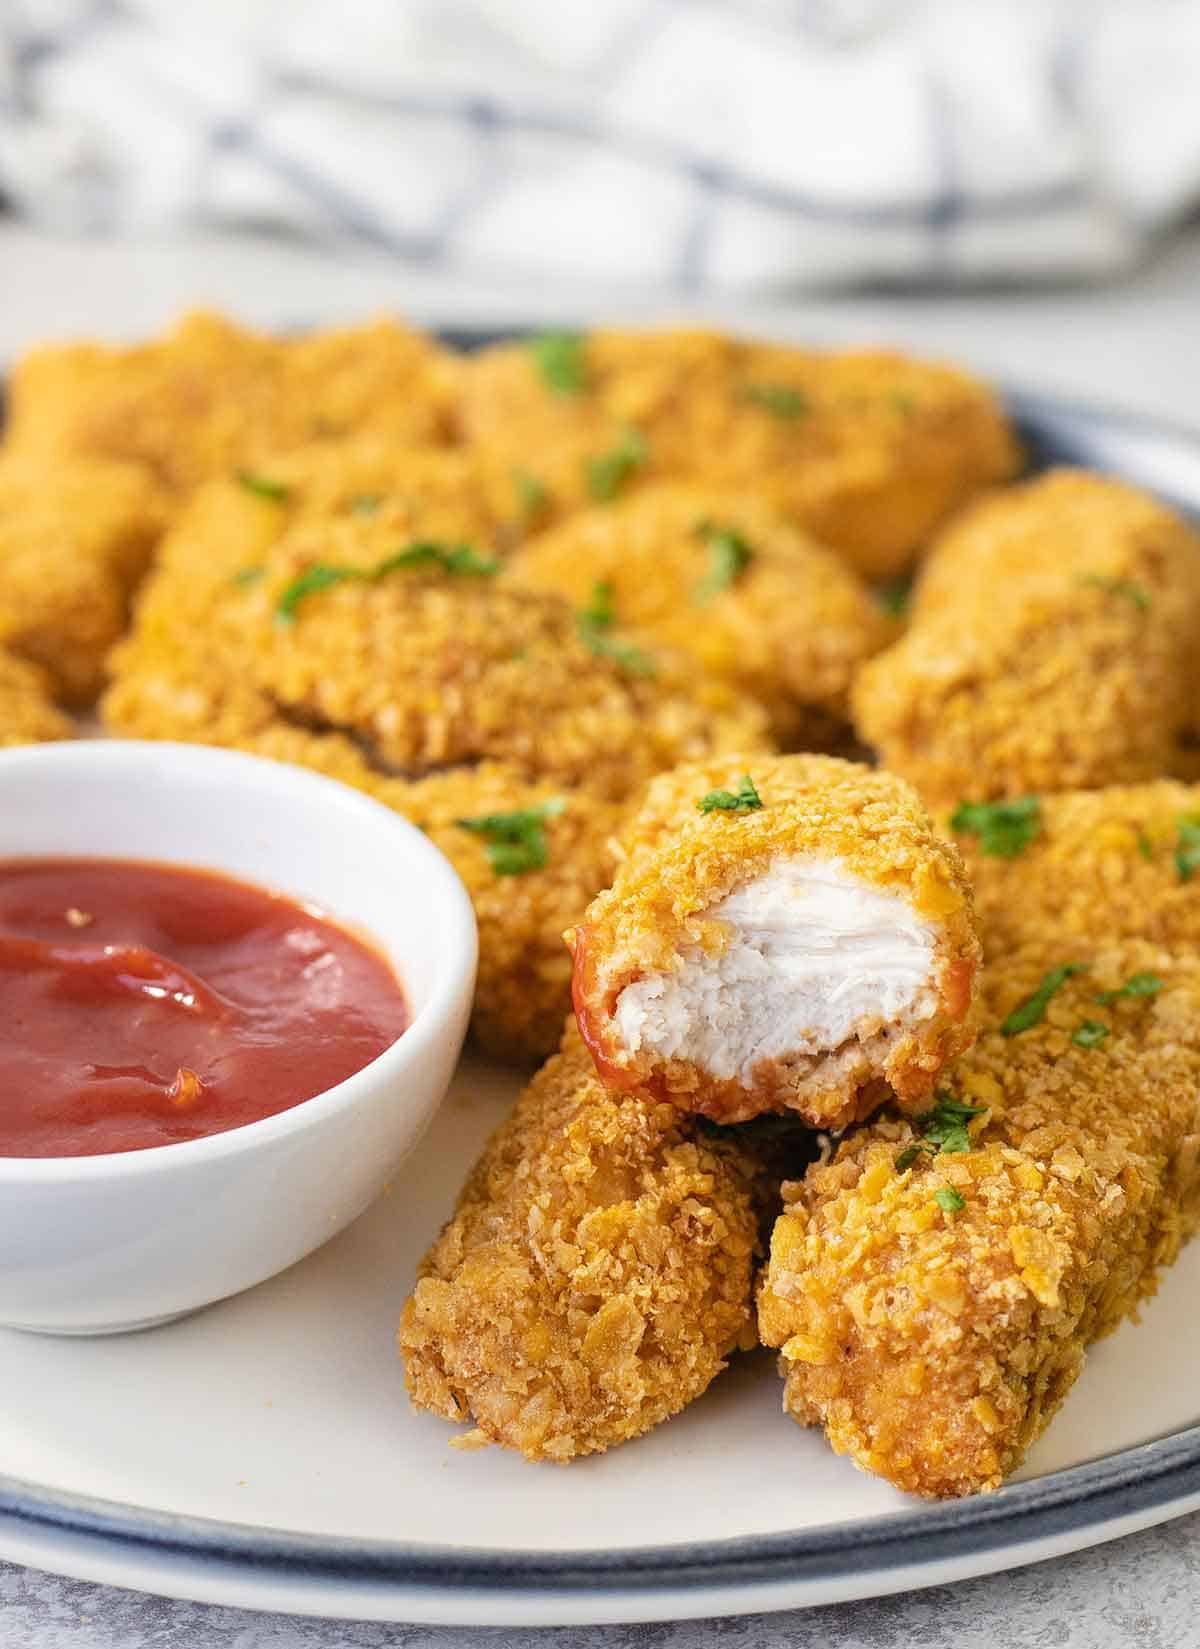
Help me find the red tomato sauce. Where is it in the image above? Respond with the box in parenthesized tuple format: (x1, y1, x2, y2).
(0, 858, 409, 1158)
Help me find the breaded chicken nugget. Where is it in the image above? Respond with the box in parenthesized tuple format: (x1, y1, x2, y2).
(0, 650, 73, 747)
(503, 484, 891, 746)
(250, 518, 770, 802)
(460, 330, 1019, 579)
(6, 311, 459, 493)
(0, 455, 167, 703)
(569, 754, 979, 1129)
(854, 470, 1200, 807)
(399, 1024, 795, 1461)
(949, 781, 1200, 960)
(758, 942, 1200, 1497)
(401, 765, 624, 1063)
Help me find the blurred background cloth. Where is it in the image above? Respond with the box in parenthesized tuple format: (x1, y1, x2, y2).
(2, 0, 1199, 295)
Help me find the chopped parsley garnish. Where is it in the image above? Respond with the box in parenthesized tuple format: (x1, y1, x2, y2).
(275, 541, 498, 622)
(586, 428, 647, 502)
(1137, 829, 1155, 862)
(349, 493, 383, 515)
(1077, 573, 1151, 612)
(744, 383, 810, 419)
(890, 390, 917, 416)
(950, 797, 1041, 859)
(1071, 1020, 1110, 1049)
(455, 799, 565, 876)
(694, 522, 753, 602)
(231, 565, 265, 588)
(512, 469, 548, 516)
(1000, 963, 1088, 1036)
(697, 775, 764, 815)
(575, 581, 655, 675)
(875, 576, 913, 618)
(934, 1186, 965, 1215)
(1094, 971, 1164, 1006)
(528, 331, 587, 395)
(1175, 815, 1200, 882)
(895, 1096, 987, 1171)
(236, 470, 291, 503)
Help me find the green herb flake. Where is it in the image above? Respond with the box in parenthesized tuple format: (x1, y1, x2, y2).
(528, 331, 587, 396)
(231, 565, 265, 588)
(934, 1186, 965, 1215)
(1001, 963, 1089, 1037)
(950, 796, 1041, 860)
(890, 390, 917, 416)
(1077, 573, 1151, 612)
(1176, 815, 1200, 882)
(697, 775, 764, 815)
(744, 383, 810, 419)
(895, 1096, 988, 1171)
(574, 581, 655, 675)
(1094, 971, 1165, 1006)
(1072, 1020, 1111, 1049)
(512, 469, 548, 516)
(275, 540, 498, 622)
(586, 428, 647, 503)
(694, 522, 753, 603)
(875, 576, 913, 618)
(236, 470, 291, 504)
(455, 799, 565, 877)
(1137, 829, 1155, 862)
(349, 493, 383, 515)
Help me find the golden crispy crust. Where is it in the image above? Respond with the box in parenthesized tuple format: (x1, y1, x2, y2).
(952, 781, 1200, 961)
(398, 1025, 789, 1461)
(460, 330, 1019, 579)
(0, 649, 73, 747)
(6, 311, 460, 492)
(569, 753, 980, 1128)
(248, 516, 770, 802)
(0, 455, 167, 704)
(400, 765, 625, 1064)
(758, 943, 1200, 1497)
(503, 483, 891, 745)
(853, 470, 1200, 807)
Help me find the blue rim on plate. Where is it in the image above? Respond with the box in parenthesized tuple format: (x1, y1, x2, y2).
(1, 377, 1199, 1613)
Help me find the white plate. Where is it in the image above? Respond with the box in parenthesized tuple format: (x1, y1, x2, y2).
(3, 390, 1200, 1625)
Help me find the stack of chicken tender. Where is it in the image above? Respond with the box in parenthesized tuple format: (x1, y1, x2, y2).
(5, 310, 1200, 1496)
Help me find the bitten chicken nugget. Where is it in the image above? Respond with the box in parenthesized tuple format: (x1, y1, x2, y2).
(569, 754, 979, 1129)
(6, 311, 459, 493)
(758, 942, 1200, 1497)
(949, 781, 1200, 960)
(853, 470, 1200, 807)
(250, 518, 770, 802)
(399, 1024, 796, 1461)
(460, 330, 1019, 579)
(0, 650, 72, 747)
(0, 456, 167, 703)
(401, 765, 624, 1064)
(503, 484, 891, 746)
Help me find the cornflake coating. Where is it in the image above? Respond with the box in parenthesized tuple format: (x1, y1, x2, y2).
(503, 483, 891, 746)
(569, 754, 980, 1129)
(250, 520, 771, 802)
(0, 649, 73, 747)
(460, 330, 1019, 579)
(853, 470, 1200, 806)
(0, 456, 167, 704)
(399, 1025, 791, 1462)
(758, 943, 1200, 1498)
(953, 781, 1200, 960)
(401, 765, 625, 1063)
(6, 311, 459, 492)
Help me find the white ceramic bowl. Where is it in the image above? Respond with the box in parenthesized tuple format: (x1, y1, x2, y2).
(0, 741, 477, 1335)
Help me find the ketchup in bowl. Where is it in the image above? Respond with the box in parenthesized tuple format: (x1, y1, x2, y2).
(0, 858, 409, 1158)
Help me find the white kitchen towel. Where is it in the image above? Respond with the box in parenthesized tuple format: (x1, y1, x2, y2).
(2, 0, 1199, 293)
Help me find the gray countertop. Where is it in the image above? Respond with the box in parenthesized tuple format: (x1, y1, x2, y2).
(2, 223, 1200, 1647)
